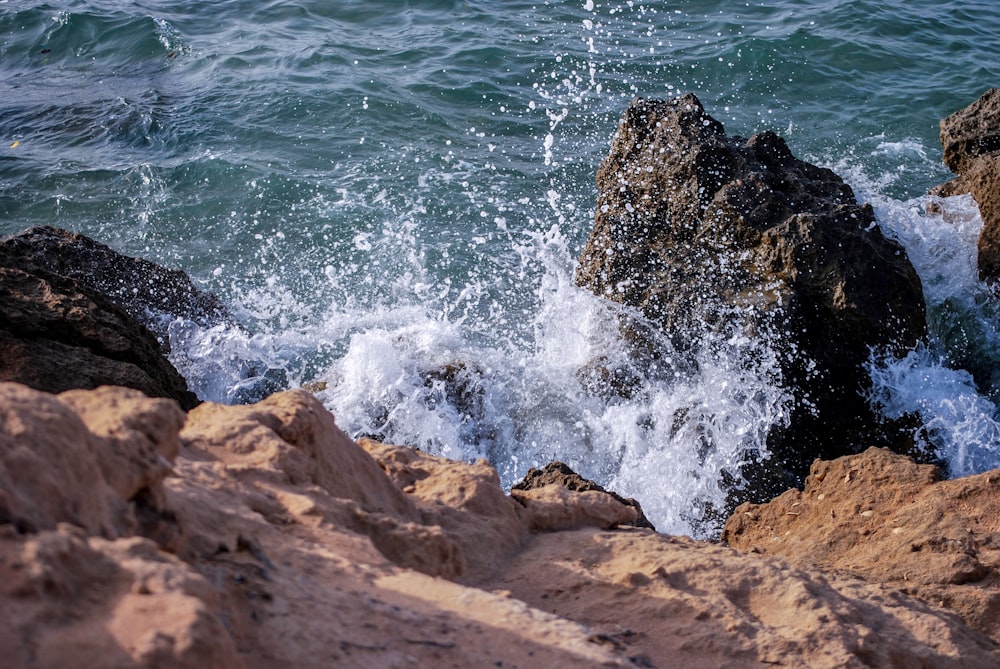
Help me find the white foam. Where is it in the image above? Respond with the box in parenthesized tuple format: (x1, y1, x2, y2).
(846, 161, 1000, 477)
(868, 346, 1000, 476)
(272, 224, 791, 537)
(872, 192, 982, 306)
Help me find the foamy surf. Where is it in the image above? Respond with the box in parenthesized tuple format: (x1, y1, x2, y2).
(161, 144, 1000, 539)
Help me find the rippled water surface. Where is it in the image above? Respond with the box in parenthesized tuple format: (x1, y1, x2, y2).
(3, 0, 1000, 535)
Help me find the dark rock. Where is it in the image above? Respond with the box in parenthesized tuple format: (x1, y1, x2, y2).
(420, 361, 502, 450)
(0, 226, 293, 406)
(576, 94, 927, 493)
(930, 90, 1000, 285)
(422, 362, 485, 423)
(575, 355, 644, 401)
(0, 226, 234, 347)
(0, 265, 199, 410)
(513, 461, 655, 530)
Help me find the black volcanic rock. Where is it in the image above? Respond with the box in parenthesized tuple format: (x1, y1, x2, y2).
(576, 94, 927, 496)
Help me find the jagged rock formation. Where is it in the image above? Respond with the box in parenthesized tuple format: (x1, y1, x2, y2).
(938, 89, 1000, 178)
(576, 94, 927, 493)
(724, 446, 1000, 645)
(513, 460, 655, 530)
(930, 89, 1000, 284)
(2, 382, 999, 668)
(0, 226, 288, 407)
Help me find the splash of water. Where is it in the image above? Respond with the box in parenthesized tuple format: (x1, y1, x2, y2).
(841, 158, 1000, 476)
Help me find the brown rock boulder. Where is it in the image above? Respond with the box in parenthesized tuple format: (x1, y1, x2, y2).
(577, 94, 927, 492)
(938, 88, 1000, 175)
(513, 461, 655, 530)
(181, 390, 418, 521)
(0, 264, 199, 410)
(723, 447, 1000, 643)
(931, 89, 1000, 284)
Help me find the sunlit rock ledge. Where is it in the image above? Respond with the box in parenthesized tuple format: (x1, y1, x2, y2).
(2, 381, 999, 668)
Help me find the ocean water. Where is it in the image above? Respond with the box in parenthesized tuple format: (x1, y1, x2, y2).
(3, 0, 1000, 536)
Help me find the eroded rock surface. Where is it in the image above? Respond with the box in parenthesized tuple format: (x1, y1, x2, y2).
(576, 94, 926, 492)
(724, 447, 1000, 644)
(514, 460, 655, 530)
(2, 383, 999, 668)
(938, 88, 1000, 176)
(0, 526, 243, 669)
(0, 383, 182, 538)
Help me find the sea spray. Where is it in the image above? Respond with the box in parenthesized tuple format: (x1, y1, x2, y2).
(834, 151, 1000, 477)
(164, 218, 791, 537)
(868, 345, 1000, 477)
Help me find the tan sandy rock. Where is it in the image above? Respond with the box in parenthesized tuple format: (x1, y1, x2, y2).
(358, 437, 531, 580)
(0, 383, 155, 537)
(0, 523, 242, 669)
(511, 485, 639, 532)
(359, 437, 644, 579)
(724, 447, 1000, 643)
(491, 527, 999, 669)
(59, 386, 184, 539)
(3, 385, 1000, 668)
(181, 391, 415, 518)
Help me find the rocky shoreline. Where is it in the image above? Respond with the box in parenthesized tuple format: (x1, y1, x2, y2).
(3, 90, 1000, 667)
(2, 385, 999, 668)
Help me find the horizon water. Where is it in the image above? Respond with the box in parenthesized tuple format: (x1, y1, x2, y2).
(3, 0, 1000, 536)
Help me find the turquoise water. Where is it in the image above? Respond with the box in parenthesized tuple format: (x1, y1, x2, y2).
(3, 0, 1000, 535)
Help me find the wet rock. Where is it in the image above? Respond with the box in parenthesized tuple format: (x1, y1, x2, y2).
(930, 89, 1000, 284)
(0, 226, 233, 345)
(575, 355, 646, 401)
(513, 461, 655, 530)
(0, 265, 199, 410)
(421, 361, 486, 425)
(576, 94, 927, 492)
(0, 226, 291, 406)
(938, 88, 1000, 176)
